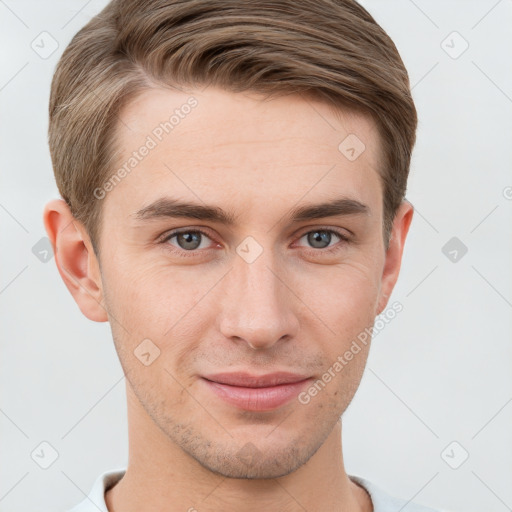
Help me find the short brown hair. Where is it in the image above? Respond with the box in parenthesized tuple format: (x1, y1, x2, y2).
(48, 0, 417, 254)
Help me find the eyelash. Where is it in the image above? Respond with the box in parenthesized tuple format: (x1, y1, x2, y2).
(159, 227, 351, 258)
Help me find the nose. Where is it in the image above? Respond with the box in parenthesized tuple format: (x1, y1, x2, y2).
(217, 250, 300, 351)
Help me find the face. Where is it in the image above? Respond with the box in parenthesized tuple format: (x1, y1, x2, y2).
(95, 85, 396, 478)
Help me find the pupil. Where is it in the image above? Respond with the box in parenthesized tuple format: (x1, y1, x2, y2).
(178, 232, 201, 250)
(308, 231, 330, 248)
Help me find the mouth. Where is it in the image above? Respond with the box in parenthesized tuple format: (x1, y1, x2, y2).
(200, 372, 313, 411)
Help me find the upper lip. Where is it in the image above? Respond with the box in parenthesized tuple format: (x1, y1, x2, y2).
(202, 372, 311, 388)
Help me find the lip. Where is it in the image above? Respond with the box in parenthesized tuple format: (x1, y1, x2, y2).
(201, 372, 312, 411)
(202, 371, 311, 387)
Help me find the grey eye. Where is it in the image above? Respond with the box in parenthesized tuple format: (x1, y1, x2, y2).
(171, 231, 207, 250)
(180, 232, 200, 250)
(306, 230, 336, 249)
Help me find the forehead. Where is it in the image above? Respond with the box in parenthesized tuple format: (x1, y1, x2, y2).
(108, 85, 382, 219)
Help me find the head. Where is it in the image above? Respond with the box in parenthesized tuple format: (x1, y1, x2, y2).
(45, 0, 416, 479)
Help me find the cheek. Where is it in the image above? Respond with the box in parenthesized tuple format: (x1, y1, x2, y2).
(300, 259, 381, 325)
(295, 260, 380, 387)
(102, 259, 198, 325)
(101, 260, 217, 369)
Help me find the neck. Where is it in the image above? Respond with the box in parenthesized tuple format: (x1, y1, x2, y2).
(105, 383, 372, 512)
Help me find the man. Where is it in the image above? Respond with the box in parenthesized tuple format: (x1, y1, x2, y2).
(44, 0, 450, 510)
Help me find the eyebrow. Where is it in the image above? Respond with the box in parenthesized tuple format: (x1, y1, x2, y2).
(133, 197, 370, 225)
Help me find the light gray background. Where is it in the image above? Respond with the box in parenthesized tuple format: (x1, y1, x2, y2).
(1, 1, 511, 511)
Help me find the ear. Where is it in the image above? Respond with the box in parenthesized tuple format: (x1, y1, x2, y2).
(376, 200, 414, 315)
(43, 199, 108, 322)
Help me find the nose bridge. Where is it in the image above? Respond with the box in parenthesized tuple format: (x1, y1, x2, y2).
(218, 245, 299, 349)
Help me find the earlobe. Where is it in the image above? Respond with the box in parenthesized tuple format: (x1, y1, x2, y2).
(376, 200, 414, 316)
(43, 199, 108, 322)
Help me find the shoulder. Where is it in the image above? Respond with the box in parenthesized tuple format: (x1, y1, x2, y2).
(66, 468, 126, 512)
(349, 474, 453, 512)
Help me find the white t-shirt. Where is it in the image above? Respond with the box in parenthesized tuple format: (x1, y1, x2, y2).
(67, 468, 451, 512)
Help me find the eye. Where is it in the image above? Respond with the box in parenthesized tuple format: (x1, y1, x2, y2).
(158, 226, 351, 258)
(296, 228, 350, 252)
(162, 228, 216, 252)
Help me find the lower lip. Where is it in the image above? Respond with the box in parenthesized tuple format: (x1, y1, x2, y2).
(202, 378, 312, 411)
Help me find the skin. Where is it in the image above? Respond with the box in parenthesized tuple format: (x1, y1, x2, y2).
(44, 85, 413, 512)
